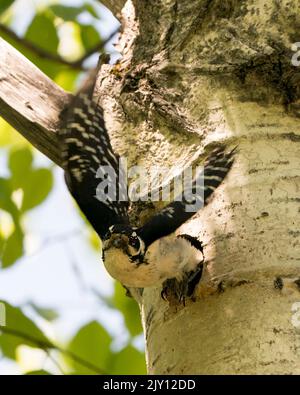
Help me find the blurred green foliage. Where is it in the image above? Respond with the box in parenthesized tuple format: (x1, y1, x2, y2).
(0, 0, 145, 375)
(0, 301, 51, 360)
(0, 0, 14, 15)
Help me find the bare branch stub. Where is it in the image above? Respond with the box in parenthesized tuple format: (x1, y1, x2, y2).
(0, 38, 71, 166)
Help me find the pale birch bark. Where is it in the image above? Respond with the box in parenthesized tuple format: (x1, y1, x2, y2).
(97, 0, 300, 374)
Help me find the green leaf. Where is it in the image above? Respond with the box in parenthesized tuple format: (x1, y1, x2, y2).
(50, 4, 99, 21)
(0, 0, 14, 15)
(25, 12, 59, 55)
(54, 69, 79, 91)
(1, 227, 23, 268)
(21, 168, 53, 212)
(50, 5, 85, 21)
(0, 17, 61, 79)
(23, 12, 60, 79)
(80, 24, 101, 51)
(0, 178, 15, 215)
(0, 118, 27, 147)
(0, 233, 5, 257)
(110, 346, 146, 375)
(0, 177, 21, 226)
(0, 177, 23, 268)
(67, 321, 112, 374)
(0, 151, 52, 266)
(9, 147, 33, 189)
(84, 4, 99, 18)
(26, 370, 51, 375)
(0, 301, 52, 360)
(113, 282, 143, 337)
(7, 148, 53, 212)
(28, 303, 59, 322)
(89, 230, 101, 251)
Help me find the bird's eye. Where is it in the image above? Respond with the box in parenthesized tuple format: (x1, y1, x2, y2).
(129, 236, 139, 248)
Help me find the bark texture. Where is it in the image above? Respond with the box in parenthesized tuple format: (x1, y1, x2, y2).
(96, 0, 300, 374)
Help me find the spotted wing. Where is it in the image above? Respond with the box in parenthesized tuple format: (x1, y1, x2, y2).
(138, 147, 236, 247)
(60, 75, 129, 239)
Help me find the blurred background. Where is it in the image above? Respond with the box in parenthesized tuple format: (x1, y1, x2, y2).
(0, 0, 146, 374)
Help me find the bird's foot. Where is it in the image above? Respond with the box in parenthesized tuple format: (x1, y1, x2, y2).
(161, 263, 203, 305)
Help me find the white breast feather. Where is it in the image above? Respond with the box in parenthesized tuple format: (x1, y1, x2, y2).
(104, 234, 203, 288)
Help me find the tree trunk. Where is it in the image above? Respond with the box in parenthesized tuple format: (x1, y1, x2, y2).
(98, 0, 300, 374)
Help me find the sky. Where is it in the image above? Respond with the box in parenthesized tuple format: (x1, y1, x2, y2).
(0, 0, 144, 374)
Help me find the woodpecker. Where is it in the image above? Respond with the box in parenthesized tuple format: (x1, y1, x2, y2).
(60, 72, 235, 298)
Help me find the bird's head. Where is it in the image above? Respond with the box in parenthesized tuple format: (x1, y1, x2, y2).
(102, 224, 157, 288)
(103, 224, 145, 260)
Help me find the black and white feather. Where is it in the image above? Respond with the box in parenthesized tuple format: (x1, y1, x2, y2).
(138, 147, 236, 248)
(60, 77, 129, 239)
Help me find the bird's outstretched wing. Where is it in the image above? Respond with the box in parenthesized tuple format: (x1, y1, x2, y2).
(138, 147, 236, 247)
(60, 72, 129, 239)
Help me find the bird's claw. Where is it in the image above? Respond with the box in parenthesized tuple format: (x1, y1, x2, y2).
(161, 263, 203, 305)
